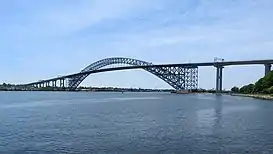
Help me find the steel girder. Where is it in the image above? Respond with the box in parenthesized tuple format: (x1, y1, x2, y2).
(145, 66, 198, 90)
(67, 57, 198, 90)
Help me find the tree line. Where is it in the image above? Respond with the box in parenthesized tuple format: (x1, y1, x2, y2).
(231, 71, 273, 94)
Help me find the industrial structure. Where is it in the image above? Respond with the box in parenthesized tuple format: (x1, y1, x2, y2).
(23, 57, 273, 93)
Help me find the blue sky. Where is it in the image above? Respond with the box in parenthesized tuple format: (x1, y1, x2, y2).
(0, 0, 273, 89)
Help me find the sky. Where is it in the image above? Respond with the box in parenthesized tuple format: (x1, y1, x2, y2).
(0, 0, 273, 89)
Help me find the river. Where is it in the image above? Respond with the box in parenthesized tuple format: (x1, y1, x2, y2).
(0, 92, 273, 153)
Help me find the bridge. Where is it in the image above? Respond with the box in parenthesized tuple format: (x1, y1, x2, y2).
(23, 57, 273, 92)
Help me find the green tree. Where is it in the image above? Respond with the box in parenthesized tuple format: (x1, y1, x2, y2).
(263, 71, 273, 88)
(264, 86, 273, 94)
(239, 84, 255, 94)
(253, 77, 264, 92)
(231, 86, 240, 93)
(269, 86, 273, 94)
(253, 71, 273, 93)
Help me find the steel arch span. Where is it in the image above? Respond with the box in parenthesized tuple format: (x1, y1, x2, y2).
(67, 57, 198, 91)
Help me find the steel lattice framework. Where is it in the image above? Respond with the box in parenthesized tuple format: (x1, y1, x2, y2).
(67, 57, 198, 90)
(23, 58, 273, 93)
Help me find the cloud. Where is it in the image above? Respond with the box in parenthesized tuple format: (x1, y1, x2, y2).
(95, 0, 273, 62)
(1, 0, 273, 89)
(9, 0, 167, 37)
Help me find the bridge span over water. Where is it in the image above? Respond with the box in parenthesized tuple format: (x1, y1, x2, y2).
(24, 57, 273, 92)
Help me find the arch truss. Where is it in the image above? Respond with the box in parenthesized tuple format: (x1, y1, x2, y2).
(26, 57, 198, 91)
(66, 57, 198, 90)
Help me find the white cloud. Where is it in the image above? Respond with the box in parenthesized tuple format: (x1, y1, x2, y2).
(22, 0, 162, 36)
(1, 0, 273, 89)
(98, 0, 273, 62)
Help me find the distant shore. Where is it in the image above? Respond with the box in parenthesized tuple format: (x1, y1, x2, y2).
(229, 93, 273, 100)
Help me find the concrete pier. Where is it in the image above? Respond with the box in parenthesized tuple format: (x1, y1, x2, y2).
(215, 66, 224, 93)
(265, 64, 271, 76)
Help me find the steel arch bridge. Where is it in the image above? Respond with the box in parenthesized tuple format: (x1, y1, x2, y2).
(26, 57, 199, 91)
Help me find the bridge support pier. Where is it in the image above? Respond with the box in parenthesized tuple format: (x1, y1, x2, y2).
(60, 79, 65, 88)
(52, 80, 57, 87)
(265, 64, 271, 76)
(215, 66, 224, 93)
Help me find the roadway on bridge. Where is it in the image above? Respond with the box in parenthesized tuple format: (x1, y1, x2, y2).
(25, 59, 273, 86)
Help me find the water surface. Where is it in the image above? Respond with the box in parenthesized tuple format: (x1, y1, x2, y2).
(0, 92, 273, 153)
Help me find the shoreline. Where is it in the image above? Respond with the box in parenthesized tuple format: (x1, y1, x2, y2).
(229, 93, 273, 100)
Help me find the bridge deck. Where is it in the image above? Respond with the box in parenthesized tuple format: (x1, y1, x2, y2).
(25, 59, 273, 85)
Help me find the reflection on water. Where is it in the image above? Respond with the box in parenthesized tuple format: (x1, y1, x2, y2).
(0, 96, 162, 109)
(0, 92, 273, 154)
(196, 96, 223, 135)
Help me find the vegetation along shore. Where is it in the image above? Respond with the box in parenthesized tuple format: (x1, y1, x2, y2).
(230, 70, 273, 100)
